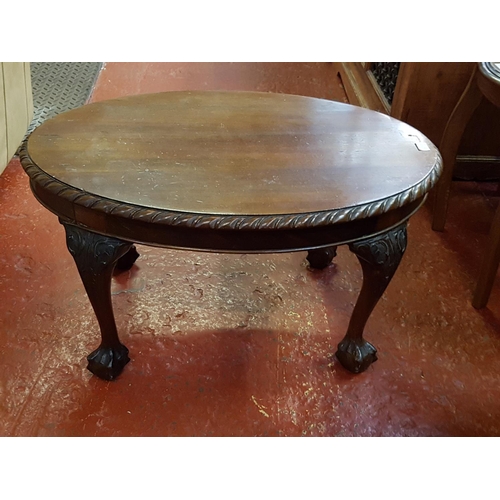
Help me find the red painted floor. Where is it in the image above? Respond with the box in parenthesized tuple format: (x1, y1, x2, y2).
(1, 63, 500, 436)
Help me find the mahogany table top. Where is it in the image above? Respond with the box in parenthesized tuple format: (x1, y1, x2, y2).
(26, 91, 441, 218)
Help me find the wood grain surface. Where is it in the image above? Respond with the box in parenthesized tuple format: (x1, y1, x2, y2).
(27, 91, 440, 216)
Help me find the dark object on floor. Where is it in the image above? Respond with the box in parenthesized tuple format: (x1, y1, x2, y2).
(306, 247, 337, 270)
(115, 245, 140, 272)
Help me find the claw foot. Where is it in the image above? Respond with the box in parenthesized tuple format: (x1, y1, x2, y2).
(335, 337, 378, 374)
(306, 246, 337, 270)
(87, 343, 130, 380)
(115, 245, 140, 271)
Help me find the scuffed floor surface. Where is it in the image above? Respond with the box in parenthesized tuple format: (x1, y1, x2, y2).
(1, 63, 500, 436)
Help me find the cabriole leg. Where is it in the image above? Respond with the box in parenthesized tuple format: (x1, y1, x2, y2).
(63, 223, 133, 380)
(336, 224, 407, 373)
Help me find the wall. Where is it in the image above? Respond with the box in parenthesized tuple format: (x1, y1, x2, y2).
(0, 62, 33, 174)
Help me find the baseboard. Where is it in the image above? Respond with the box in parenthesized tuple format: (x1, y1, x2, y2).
(455, 155, 500, 181)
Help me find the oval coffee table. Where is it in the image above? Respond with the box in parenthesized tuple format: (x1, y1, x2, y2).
(20, 91, 442, 381)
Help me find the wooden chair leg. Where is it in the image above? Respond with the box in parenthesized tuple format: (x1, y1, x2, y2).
(472, 201, 500, 308)
(432, 66, 483, 232)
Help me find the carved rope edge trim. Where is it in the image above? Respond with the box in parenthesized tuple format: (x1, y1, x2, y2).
(20, 143, 443, 231)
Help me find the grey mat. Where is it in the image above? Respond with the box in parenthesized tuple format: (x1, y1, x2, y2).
(27, 62, 103, 136)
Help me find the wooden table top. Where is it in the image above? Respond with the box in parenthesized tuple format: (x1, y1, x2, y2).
(26, 91, 441, 218)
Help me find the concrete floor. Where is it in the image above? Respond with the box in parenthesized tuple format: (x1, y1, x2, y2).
(1, 62, 500, 436)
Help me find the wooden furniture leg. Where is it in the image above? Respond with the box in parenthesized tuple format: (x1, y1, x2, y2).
(306, 246, 337, 269)
(63, 223, 134, 380)
(432, 66, 483, 232)
(473, 202, 500, 308)
(336, 224, 407, 373)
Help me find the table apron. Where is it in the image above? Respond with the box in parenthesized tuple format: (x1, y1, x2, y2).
(30, 180, 424, 253)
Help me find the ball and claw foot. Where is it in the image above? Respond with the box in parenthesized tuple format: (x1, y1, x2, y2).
(115, 245, 140, 271)
(306, 247, 337, 270)
(335, 337, 378, 374)
(87, 343, 131, 381)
